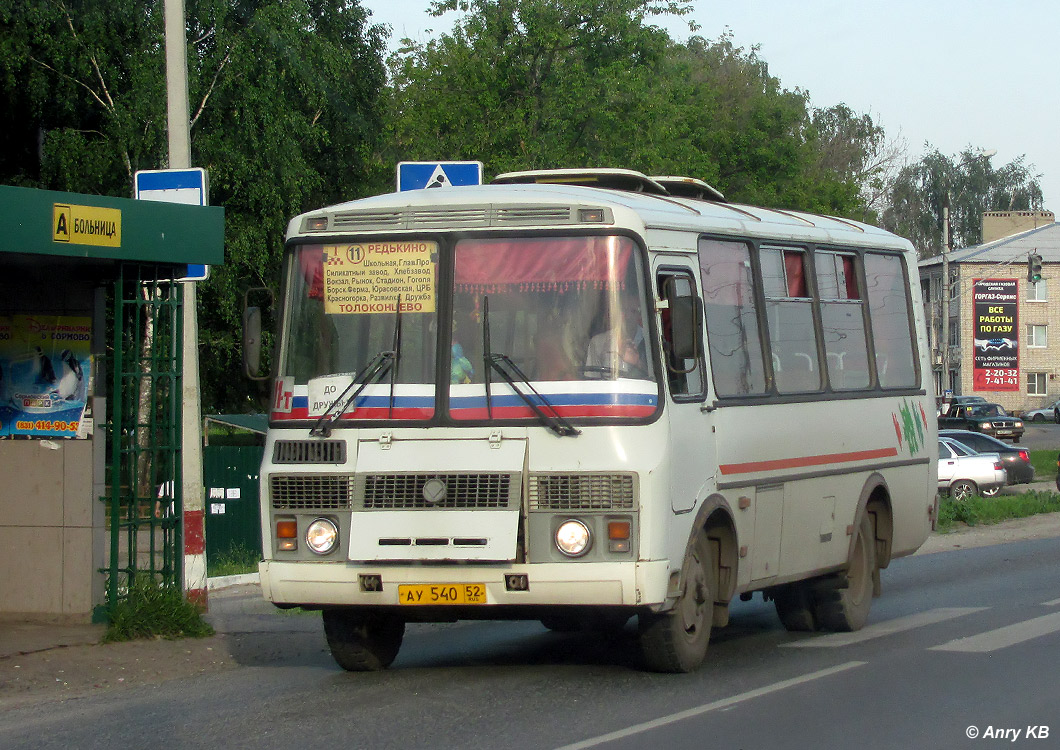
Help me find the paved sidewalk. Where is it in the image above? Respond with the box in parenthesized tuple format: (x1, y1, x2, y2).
(0, 576, 294, 660)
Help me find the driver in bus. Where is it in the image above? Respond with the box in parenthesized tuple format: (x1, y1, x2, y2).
(585, 295, 648, 378)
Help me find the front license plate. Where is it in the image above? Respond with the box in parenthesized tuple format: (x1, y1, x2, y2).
(996, 430, 1012, 436)
(398, 583, 487, 606)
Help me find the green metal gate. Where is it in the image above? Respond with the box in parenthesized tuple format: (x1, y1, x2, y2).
(103, 263, 183, 610)
(203, 445, 264, 571)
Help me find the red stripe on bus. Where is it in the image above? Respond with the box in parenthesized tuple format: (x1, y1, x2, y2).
(718, 447, 899, 475)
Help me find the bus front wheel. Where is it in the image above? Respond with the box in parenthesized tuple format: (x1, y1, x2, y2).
(639, 533, 713, 673)
(814, 515, 876, 632)
(322, 609, 405, 671)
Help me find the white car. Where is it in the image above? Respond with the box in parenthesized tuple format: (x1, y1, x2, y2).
(937, 437, 1007, 500)
(1023, 399, 1060, 423)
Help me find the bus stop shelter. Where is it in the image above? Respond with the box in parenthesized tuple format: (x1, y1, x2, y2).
(0, 185, 223, 623)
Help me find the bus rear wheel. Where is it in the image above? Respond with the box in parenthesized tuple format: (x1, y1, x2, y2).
(813, 515, 876, 632)
(638, 533, 713, 673)
(322, 609, 405, 671)
(772, 582, 817, 631)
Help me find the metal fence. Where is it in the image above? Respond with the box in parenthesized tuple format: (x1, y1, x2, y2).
(103, 263, 183, 608)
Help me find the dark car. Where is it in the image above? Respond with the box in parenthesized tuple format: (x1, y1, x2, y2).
(938, 430, 1033, 495)
(937, 402, 1024, 442)
(937, 394, 987, 417)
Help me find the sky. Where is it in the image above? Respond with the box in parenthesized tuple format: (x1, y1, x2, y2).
(361, 0, 1060, 210)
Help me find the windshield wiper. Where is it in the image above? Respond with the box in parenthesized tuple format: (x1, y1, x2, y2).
(481, 295, 580, 438)
(310, 351, 395, 437)
(310, 296, 404, 436)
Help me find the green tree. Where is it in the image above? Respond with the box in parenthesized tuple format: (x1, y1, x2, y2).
(659, 34, 863, 213)
(187, 0, 388, 410)
(808, 103, 904, 221)
(880, 147, 1044, 257)
(0, 0, 388, 412)
(387, 0, 694, 175)
(0, 0, 167, 193)
(388, 3, 875, 217)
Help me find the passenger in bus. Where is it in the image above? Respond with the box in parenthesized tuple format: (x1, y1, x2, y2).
(534, 303, 583, 380)
(585, 296, 648, 378)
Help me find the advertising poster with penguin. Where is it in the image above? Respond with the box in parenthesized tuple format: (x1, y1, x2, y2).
(0, 315, 91, 437)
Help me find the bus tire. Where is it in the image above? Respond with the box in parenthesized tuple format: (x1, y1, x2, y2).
(322, 609, 405, 671)
(638, 533, 713, 673)
(772, 583, 817, 632)
(814, 515, 876, 632)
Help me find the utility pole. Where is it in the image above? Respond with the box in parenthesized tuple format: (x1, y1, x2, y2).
(164, 0, 207, 606)
(941, 194, 951, 396)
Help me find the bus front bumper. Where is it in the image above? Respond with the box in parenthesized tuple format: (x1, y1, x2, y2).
(259, 559, 671, 609)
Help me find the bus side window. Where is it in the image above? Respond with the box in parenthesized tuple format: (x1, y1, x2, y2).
(657, 272, 705, 399)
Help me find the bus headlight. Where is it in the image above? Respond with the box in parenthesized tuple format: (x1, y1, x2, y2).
(306, 518, 339, 555)
(555, 519, 592, 557)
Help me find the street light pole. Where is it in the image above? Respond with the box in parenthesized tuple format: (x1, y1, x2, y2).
(164, 0, 207, 606)
(941, 194, 951, 395)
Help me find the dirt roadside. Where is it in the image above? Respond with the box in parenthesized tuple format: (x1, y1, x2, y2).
(3, 512, 1060, 711)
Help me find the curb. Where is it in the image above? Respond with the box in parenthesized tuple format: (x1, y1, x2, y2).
(207, 573, 260, 591)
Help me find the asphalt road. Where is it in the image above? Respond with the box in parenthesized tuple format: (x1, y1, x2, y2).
(1015, 421, 1060, 451)
(3, 538, 1059, 749)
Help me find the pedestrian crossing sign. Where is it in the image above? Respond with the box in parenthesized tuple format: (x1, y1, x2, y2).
(397, 161, 483, 191)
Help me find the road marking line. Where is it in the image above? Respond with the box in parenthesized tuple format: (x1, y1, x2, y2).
(1041, 598, 1060, 607)
(930, 611, 1060, 653)
(554, 661, 866, 750)
(781, 607, 987, 648)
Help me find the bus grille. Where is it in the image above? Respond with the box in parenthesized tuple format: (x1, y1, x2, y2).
(356, 473, 517, 510)
(528, 474, 636, 510)
(271, 475, 354, 509)
(272, 440, 347, 464)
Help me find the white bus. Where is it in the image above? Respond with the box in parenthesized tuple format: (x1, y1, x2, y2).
(251, 169, 937, 673)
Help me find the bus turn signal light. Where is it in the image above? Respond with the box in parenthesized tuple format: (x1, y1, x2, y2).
(608, 520, 631, 553)
(277, 520, 297, 551)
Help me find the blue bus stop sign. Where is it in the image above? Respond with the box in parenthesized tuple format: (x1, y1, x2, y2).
(397, 161, 483, 191)
(135, 168, 210, 281)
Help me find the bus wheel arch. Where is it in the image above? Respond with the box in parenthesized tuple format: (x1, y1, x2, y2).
(687, 496, 738, 627)
(857, 474, 894, 573)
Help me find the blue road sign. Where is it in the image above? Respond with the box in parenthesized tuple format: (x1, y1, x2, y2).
(135, 168, 210, 281)
(397, 161, 483, 191)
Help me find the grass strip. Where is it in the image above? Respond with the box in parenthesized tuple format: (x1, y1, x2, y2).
(208, 542, 261, 577)
(937, 489, 1060, 533)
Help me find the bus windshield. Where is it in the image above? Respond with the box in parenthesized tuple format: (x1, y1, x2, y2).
(278, 235, 657, 423)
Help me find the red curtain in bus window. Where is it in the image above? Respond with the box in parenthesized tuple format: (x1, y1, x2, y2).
(842, 255, 860, 299)
(299, 246, 324, 299)
(455, 236, 633, 294)
(784, 251, 808, 298)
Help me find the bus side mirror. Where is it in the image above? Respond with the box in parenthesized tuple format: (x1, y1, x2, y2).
(669, 296, 703, 360)
(243, 306, 262, 376)
(243, 287, 274, 381)
(669, 295, 701, 360)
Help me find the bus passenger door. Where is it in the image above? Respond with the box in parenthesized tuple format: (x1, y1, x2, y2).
(656, 266, 712, 513)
